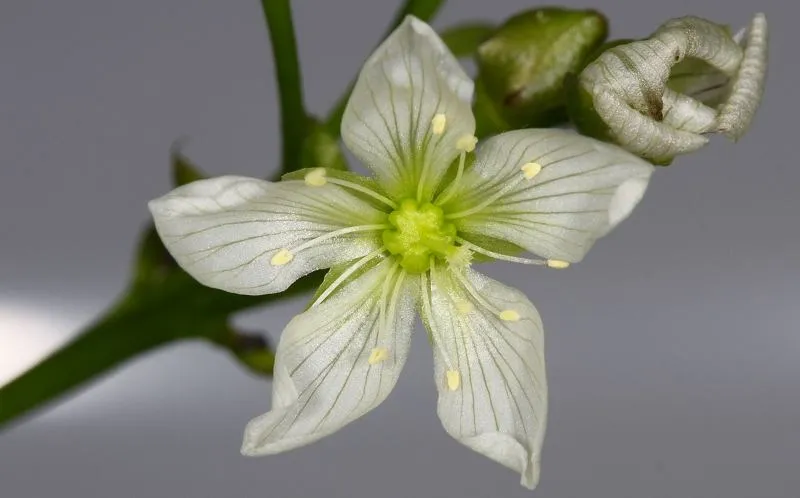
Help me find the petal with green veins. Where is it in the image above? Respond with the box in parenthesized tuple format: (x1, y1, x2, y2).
(148, 176, 386, 296)
(241, 259, 417, 454)
(421, 266, 547, 490)
(341, 15, 475, 200)
(442, 130, 653, 263)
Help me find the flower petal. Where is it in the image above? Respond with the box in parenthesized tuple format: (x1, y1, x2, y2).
(341, 16, 475, 200)
(241, 259, 417, 454)
(443, 129, 654, 262)
(149, 176, 387, 295)
(421, 265, 546, 489)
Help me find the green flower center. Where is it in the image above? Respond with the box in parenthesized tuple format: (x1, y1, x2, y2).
(382, 198, 460, 273)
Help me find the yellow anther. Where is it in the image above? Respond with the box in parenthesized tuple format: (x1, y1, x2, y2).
(431, 113, 447, 135)
(456, 134, 478, 153)
(446, 370, 461, 391)
(546, 259, 570, 269)
(270, 248, 294, 266)
(304, 167, 327, 187)
(455, 300, 474, 315)
(521, 162, 542, 179)
(499, 309, 521, 322)
(368, 347, 389, 365)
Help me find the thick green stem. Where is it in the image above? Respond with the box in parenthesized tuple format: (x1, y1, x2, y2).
(261, 0, 307, 174)
(0, 306, 181, 428)
(0, 270, 321, 430)
(324, 0, 447, 136)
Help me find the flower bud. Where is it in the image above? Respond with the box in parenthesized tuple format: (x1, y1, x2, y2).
(476, 8, 608, 129)
(570, 14, 768, 164)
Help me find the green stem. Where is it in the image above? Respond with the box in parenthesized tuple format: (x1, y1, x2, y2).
(0, 271, 321, 430)
(261, 0, 307, 174)
(324, 0, 447, 137)
(0, 306, 182, 429)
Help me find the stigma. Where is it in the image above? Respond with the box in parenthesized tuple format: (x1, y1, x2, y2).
(382, 199, 462, 274)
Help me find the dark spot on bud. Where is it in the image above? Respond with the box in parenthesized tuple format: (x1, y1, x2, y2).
(645, 92, 664, 121)
(503, 88, 526, 107)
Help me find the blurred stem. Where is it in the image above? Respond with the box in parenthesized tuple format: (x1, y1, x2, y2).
(261, 0, 307, 174)
(324, 0, 447, 136)
(0, 270, 321, 430)
(0, 304, 184, 429)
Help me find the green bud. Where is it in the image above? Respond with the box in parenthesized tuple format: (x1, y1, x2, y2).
(476, 8, 608, 129)
(300, 118, 348, 171)
(440, 22, 494, 58)
(472, 78, 512, 138)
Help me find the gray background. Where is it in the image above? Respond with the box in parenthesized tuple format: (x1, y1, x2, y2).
(0, 1, 797, 497)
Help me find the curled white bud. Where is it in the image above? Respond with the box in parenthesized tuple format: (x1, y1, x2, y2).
(577, 13, 768, 163)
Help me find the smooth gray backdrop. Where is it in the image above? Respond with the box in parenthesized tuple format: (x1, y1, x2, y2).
(1, 1, 797, 497)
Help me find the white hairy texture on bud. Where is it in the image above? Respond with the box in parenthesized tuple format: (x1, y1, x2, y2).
(579, 14, 768, 162)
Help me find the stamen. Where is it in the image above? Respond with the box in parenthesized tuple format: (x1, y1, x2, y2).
(291, 224, 389, 254)
(270, 248, 294, 266)
(310, 248, 386, 307)
(456, 134, 478, 153)
(456, 238, 548, 266)
(386, 266, 406, 329)
(431, 113, 447, 135)
(324, 177, 398, 210)
(446, 370, 461, 391)
(368, 347, 389, 365)
(375, 262, 399, 368)
(446, 157, 547, 220)
(546, 259, 571, 269)
(445, 173, 526, 220)
(304, 168, 327, 187)
(434, 150, 466, 205)
(421, 269, 457, 372)
(521, 162, 542, 180)
(499, 309, 521, 322)
(451, 269, 503, 318)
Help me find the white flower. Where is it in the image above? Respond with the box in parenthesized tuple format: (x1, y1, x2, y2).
(578, 14, 768, 163)
(149, 16, 654, 489)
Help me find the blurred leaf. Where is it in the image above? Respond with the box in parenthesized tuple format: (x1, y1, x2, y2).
(134, 147, 207, 288)
(212, 327, 276, 377)
(472, 78, 512, 138)
(133, 224, 177, 289)
(170, 142, 206, 186)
